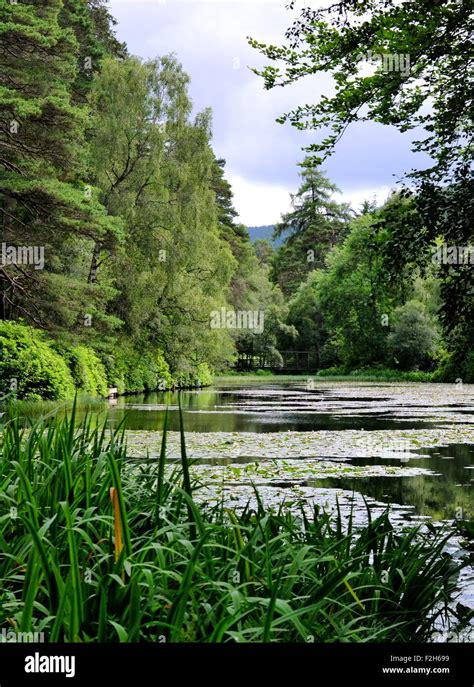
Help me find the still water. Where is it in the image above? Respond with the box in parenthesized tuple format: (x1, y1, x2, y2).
(99, 378, 474, 522)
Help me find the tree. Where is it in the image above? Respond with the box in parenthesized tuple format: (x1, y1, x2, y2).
(388, 301, 437, 371)
(271, 162, 351, 295)
(208, 156, 290, 367)
(60, 0, 126, 103)
(0, 0, 122, 334)
(250, 0, 473, 374)
(254, 239, 273, 266)
(288, 207, 408, 370)
(284, 273, 328, 368)
(211, 157, 239, 232)
(88, 56, 237, 374)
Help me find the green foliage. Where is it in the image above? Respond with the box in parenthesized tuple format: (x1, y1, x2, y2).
(387, 301, 437, 371)
(59, 0, 126, 101)
(2, 3, 271, 391)
(88, 56, 239, 374)
(316, 367, 434, 383)
(433, 349, 474, 385)
(0, 411, 463, 642)
(172, 362, 213, 389)
(195, 363, 213, 387)
(63, 345, 109, 397)
(106, 344, 173, 394)
(0, 322, 75, 400)
(281, 193, 454, 375)
(250, 0, 472, 379)
(271, 162, 351, 296)
(250, 0, 470, 182)
(0, 0, 123, 331)
(290, 212, 402, 369)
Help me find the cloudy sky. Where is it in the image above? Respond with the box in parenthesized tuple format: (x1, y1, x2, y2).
(108, 0, 424, 225)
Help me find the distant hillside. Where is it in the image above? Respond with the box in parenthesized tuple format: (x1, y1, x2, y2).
(246, 225, 284, 246)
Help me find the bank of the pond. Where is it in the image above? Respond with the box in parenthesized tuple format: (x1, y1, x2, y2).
(220, 369, 437, 383)
(0, 321, 214, 402)
(0, 410, 467, 643)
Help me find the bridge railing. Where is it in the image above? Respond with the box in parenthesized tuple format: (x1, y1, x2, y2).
(235, 351, 318, 372)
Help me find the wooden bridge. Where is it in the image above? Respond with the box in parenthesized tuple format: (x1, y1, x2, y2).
(235, 350, 318, 374)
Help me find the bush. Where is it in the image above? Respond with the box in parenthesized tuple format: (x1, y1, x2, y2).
(145, 349, 173, 391)
(387, 301, 437, 370)
(101, 352, 126, 395)
(172, 369, 192, 389)
(171, 362, 214, 388)
(105, 345, 173, 394)
(433, 349, 474, 384)
(0, 322, 75, 400)
(65, 345, 109, 397)
(194, 362, 213, 386)
(316, 365, 349, 377)
(316, 366, 434, 382)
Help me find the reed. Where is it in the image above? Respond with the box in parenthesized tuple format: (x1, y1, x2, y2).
(0, 403, 464, 642)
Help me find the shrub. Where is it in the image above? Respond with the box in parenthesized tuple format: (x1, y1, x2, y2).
(105, 345, 173, 394)
(387, 301, 437, 370)
(171, 362, 214, 388)
(101, 352, 127, 395)
(65, 345, 109, 397)
(0, 322, 75, 400)
(195, 362, 213, 386)
(149, 349, 173, 390)
(433, 348, 474, 384)
(316, 365, 349, 377)
(172, 369, 192, 389)
(464, 350, 474, 384)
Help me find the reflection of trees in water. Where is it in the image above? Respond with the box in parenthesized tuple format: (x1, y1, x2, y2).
(319, 444, 473, 521)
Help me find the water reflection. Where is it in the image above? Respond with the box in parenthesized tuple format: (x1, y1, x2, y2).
(11, 380, 473, 521)
(312, 444, 474, 521)
(102, 384, 451, 432)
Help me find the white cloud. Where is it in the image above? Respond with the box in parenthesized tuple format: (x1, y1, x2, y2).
(335, 185, 393, 212)
(228, 174, 292, 225)
(108, 0, 422, 200)
(232, 175, 394, 227)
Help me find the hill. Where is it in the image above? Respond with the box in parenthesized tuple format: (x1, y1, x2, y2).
(246, 225, 283, 246)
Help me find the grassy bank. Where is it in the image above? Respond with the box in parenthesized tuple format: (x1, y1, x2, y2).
(218, 369, 436, 383)
(0, 404, 464, 642)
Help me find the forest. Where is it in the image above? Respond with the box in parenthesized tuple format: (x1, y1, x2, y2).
(1, 0, 472, 401)
(0, 0, 473, 662)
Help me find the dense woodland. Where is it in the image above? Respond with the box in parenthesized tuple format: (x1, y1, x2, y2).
(0, 0, 472, 400)
(0, 0, 287, 398)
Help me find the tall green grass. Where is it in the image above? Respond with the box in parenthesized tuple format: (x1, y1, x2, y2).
(0, 400, 463, 642)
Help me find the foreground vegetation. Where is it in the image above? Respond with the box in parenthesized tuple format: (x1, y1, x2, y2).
(0, 404, 465, 643)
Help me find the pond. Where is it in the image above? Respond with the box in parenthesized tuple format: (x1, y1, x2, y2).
(14, 377, 474, 625)
(109, 377, 474, 625)
(102, 378, 474, 520)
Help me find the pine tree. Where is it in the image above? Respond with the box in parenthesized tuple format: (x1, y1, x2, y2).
(60, 0, 126, 102)
(271, 162, 351, 296)
(0, 0, 122, 332)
